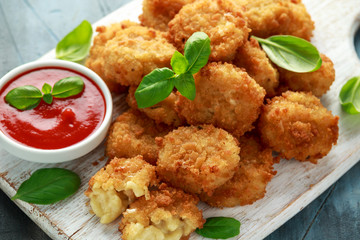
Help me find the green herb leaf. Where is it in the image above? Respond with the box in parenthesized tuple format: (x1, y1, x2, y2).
(43, 93, 53, 104)
(135, 32, 211, 109)
(56, 20, 93, 62)
(42, 83, 52, 94)
(11, 168, 81, 205)
(195, 217, 241, 239)
(52, 76, 84, 98)
(5, 86, 42, 110)
(174, 73, 196, 100)
(339, 76, 360, 114)
(184, 32, 211, 74)
(135, 68, 175, 108)
(171, 51, 189, 74)
(252, 35, 322, 73)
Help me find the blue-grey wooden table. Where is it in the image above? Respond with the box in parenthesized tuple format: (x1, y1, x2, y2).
(1, 0, 360, 239)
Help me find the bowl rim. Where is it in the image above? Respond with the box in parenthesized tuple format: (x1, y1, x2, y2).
(0, 59, 113, 161)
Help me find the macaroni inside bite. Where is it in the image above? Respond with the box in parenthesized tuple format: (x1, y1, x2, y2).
(120, 184, 204, 240)
(85, 156, 157, 224)
(123, 211, 194, 240)
(89, 187, 129, 224)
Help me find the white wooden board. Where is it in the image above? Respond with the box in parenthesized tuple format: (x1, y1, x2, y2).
(1, 0, 360, 239)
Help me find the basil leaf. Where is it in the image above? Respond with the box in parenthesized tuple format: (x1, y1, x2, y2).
(253, 35, 322, 73)
(56, 20, 93, 62)
(135, 68, 175, 108)
(174, 73, 196, 100)
(52, 76, 84, 98)
(171, 51, 189, 74)
(43, 93, 53, 104)
(42, 83, 52, 94)
(134, 32, 211, 109)
(184, 32, 211, 74)
(5, 85, 42, 110)
(11, 168, 80, 205)
(195, 217, 241, 239)
(339, 76, 360, 114)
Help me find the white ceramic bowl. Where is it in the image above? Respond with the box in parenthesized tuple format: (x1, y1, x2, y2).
(0, 59, 113, 163)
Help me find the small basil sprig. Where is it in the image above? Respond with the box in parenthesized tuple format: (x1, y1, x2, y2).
(339, 76, 360, 114)
(56, 20, 93, 62)
(11, 168, 81, 205)
(196, 217, 241, 239)
(5, 76, 84, 110)
(252, 35, 322, 73)
(135, 32, 211, 108)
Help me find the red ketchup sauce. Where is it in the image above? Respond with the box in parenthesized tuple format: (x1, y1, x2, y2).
(0, 67, 106, 149)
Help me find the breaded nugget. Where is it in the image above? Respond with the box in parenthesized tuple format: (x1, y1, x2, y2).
(85, 156, 157, 224)
(233, 38, 279, 97)
(176, 62, 265, 137)
(277, 54, 335, 97)
(200, 133, 276, 207)
(106, 109, 172, 165)
(258, 91, 339, 163)
(100, 25, 176, 86)
(139, 0, 195, 31)
(235, 0, 314, 40)
(157, 125, 240, 195)
(85, 21, 138, 92)
(168, 0, 250, 61)
(126, 86, 184, 127)
(120, 184, 204, 240)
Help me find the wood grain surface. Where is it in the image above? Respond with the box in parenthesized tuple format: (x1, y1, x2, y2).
(1, 0, 360, 239)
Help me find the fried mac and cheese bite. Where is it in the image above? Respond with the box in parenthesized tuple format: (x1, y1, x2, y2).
(85, 156, 157, 224)
(277, 54, 335, 97)
(200, 133, 276, 207)
(234, 0, 314, 40)
(168, 0, 250, 61)
(85, 21, 138, 92)
(106, 109, 172, 165)
(126, 86, 184, 127)
(156, 125, 240, 195)
(119, 184, 204, 240)
(234, 38, 279, 97)
(258, 91, 339, 163)
(139, 0, 195, 31)
(99, 25, 176, 86)
(176, 62, 265, 137)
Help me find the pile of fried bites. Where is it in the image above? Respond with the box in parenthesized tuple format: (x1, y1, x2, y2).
(84, 0, 339, 239)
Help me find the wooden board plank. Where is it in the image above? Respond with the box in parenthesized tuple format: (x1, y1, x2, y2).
(265, 186, 334, 240)
(304, 162, 360, 239)
(1, 0, 360, 239)
(0, 2, 24, 71)
(0, 0, 58, 63)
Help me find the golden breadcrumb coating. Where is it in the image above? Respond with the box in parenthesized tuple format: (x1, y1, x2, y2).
(85, 21, 138, 92)
(157, 125, 240, 195)
(100, 25, 176, 86)
(258, 91, 339, 163)
(200, 133, 276, 207)
(120, 184, 204, 240)
(168, 0, 250, 62)
(233, 38, 279, 97)
(85, 156, 157, 224)
(234, 0, 314, 40)
(139, 0, 195, 31)
(126, 86, 184, 127)
(106, 109, 172, 165)
(277, 54, 335, 97)
(176, 62, 265, 138)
